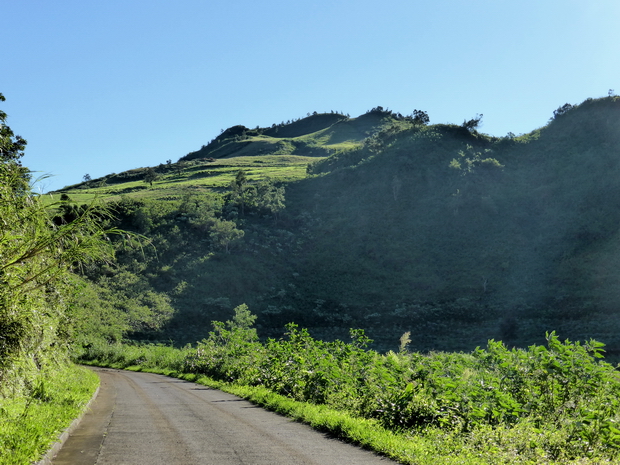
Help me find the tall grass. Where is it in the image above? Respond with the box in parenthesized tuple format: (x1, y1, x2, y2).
(0, 364, 99, 464)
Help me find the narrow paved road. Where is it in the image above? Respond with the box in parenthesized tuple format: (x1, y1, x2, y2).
(52, 368, 398, 464)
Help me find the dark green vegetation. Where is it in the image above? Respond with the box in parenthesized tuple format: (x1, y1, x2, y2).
(82, 306, 620, 464)
(56, 97, 620, 355)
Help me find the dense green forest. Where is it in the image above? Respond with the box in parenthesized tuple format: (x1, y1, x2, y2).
(56, 96, 620, 355)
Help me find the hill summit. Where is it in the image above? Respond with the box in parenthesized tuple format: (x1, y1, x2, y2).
(179, 108, 402, 162)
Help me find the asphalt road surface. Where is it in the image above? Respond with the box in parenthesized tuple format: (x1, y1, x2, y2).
(51, 368, 398, 464)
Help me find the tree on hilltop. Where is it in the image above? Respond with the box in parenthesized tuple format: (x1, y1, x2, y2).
(412, 109, 430, 125)
(143, 167, 158, 187)
(462, 114, 483, 132)
(553, 103, 575, 119)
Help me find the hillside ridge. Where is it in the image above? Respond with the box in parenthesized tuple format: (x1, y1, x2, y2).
(57, 96, 620, 355)
(179, 109, 400, 163)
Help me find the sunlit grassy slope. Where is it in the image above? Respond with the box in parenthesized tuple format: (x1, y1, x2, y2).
(50, 155, 321, 204)
(52, 110, 394, 202)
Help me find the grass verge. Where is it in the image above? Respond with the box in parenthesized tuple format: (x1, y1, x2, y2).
(0, 364, 99, 465)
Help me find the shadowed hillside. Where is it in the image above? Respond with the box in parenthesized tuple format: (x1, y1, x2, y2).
(278, 97, 620, 351)
(56, 97, 620, 355)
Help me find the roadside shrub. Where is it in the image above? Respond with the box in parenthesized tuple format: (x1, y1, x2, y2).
(80, 309, 620, 462)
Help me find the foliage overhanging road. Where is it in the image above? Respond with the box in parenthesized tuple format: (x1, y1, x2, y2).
(52, 368, 397, 465)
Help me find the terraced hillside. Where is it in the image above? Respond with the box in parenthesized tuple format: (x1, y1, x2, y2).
(54, 108, 399, 203)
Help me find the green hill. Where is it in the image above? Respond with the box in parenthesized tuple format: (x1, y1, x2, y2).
(180, 109, 396, 161)
(56, 98, 620, 355)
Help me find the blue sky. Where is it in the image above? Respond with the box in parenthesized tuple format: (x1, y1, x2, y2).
(3, 0, 619, 192)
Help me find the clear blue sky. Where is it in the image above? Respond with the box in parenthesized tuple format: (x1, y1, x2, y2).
(3, 0, 619, 192)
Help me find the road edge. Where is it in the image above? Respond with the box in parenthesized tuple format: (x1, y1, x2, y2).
(35, 381, 101, 465)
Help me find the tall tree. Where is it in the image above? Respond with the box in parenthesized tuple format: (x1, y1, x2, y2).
(230, 170, 249, 217)
(209, 218, 244, 253)
(255, 180, 285, 224)
(0, 93, 27, 164)
(143, 167, 158, 187)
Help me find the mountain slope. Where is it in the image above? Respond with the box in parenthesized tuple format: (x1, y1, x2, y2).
(58, 97, 620, 354)
(280, 97, 620, 350)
